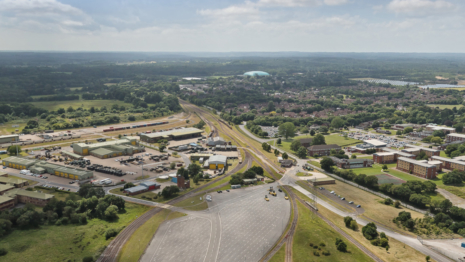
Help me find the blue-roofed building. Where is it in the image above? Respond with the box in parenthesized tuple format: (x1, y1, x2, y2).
(243, 71, 270, 77)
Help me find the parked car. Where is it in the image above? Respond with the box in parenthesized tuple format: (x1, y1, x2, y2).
(349, 201, 354, 204)
(357, 205, 361, 208)
(341, 197, 345, 200)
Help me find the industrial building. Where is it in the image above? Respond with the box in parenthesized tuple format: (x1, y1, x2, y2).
(72, 137, 144, 158)
(123, 181, 160, 195)
(190, 153, 214, 161)
(203, 155, 227, 170)
(140, 128, 203, 143)
(307, 144, 341, 157)
(446, 133, 465, 143)
(0, 134, 19, 144)
(207, 137, 227, 146)
(0, 189, 54, 211)
(61, 151, 83, 160)
(1, 156, 38, 170)
(329, 157, 373, 169)
(30, 161, 93, 180)
(361, 139, 387, 148)
(396, 157, 437, 179)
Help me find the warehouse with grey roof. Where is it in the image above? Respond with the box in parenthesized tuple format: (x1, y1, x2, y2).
(140, 128, 203, 143)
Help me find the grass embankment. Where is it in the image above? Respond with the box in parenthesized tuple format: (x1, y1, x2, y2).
(296, 172, 313, 177)
(308, 161, 321, 168)
(293, 201, 372, 262)
(321, 182, 425, 235)
(173, 194, 209, 211)
(117, 209, 186, 262)
(293, 189, 435, 262)
(0, 203, 150, 262)
(427, 104, 464, 110)
(269, 244, 285, 262)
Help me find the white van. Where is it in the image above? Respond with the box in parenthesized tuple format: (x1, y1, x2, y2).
(20, 170, 31, 175)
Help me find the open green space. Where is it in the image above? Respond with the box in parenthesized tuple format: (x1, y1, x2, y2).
(296, 172, 313, 177)
(308, 161, 321, 168)
(0, 202, 150, 262)
(276, 134, 361, 157)
(173, 194, 209, 211)
(117, 209, 186, 262)
(293, 201, 372, 262)
(30, 100, 134, 111)
(269, 244, 285, 262)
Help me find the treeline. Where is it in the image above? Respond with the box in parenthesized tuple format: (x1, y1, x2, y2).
(33, 94, 80, 102)
(0, 186, 125, 237)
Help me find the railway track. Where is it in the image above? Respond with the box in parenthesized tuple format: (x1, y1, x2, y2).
(97, 102, 250, 262)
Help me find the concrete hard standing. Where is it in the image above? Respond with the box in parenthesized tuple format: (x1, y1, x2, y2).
(141, 182, 290, 262)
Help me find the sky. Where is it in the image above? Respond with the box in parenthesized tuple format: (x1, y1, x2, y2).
(0, 0, 464, 52)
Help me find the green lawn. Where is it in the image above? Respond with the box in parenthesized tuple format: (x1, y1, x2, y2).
(440, 151, 449, 158)
(308, 161, 321, 168)
(30, 100, 134, 111)
(276, 134, 361, 156)
(293, 201, 372, 262)
(296, 172, 313, 177)
(173, 194, 209, 211)
(0, 203, 150, 262)
(117, 209, 185, 262)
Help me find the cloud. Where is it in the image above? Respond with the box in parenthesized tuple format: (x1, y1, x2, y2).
(256, 0, 320, 7)
(323, 0, 348, 6)
(0, 0, 98, 33)
(0, 0, 83, 16)
(387, 0, 455, 16)
(198, 2, 259, 19)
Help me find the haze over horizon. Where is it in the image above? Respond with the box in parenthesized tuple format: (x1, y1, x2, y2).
(1, 0, 464, 53)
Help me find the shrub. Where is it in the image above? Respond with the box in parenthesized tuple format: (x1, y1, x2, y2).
(344, 216, 353, 227)
(384, 198, 393, 205)
(313, 245, 318, 249)
(380, 232, 388, 240)
(394, 200, 401, 208)
(362, 223, 378, 240)
(335, 238, 347, 252)
(82, 256, 94, 262)
(141, 195, 146, 199)
(319, 242, 326, 247)
(105, 228, 119, 240)
(0, 248, 7, 256)
(350, 220, 358, 231)
(313, 251, 320, 256)
(380, 238, 389, 248)
(370, 238, 380, 246)
(322, 250, 330, 256)
(309, 243, 313, 246)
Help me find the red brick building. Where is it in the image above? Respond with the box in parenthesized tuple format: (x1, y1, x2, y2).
(396, 157, 437, 179)
(446, 133, 465, 143)
(307, 144, 341, 157)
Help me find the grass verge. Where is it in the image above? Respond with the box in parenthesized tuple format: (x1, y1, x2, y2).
(117, 209, 186, 262)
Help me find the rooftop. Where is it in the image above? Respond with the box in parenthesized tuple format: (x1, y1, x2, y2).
(2, 156, 38, 166)
(0, 134, 19, 138)
(75, 138, 134, 149)
(124, 185, 148, 193)
(0, 184, 14, 192)
(447, 133, 465, 138)
(432, 156, 465, 165)
(398, 157, 436, 168)
(5, 189, 54, 200)
(0, 176, 27, 185)
(141, 128, 203, 138)
(209, 155, 227, 163)
(363, 139, 387, 147)
(0, 195, 13, 204)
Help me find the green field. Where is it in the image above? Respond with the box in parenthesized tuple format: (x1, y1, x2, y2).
(293, 201, 372, 262)
(117, 209, 185, 262)
(269, 244, 285, 262)
(275, 134, 361, 156)
(30, 100, 134, 111)
(0, 203, 150, 262)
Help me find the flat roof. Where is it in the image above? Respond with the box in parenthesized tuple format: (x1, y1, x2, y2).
(453, 155, 465, 161)
(447, 133, 465, 138)
(0, 195, 13, 204)
(91, 148, 116, 156)
(374, 152, 395, 156)
(124, 185, 147, 193)
(209, 155, 227, 164)
(0, 135, 19, 138)
(405, 145, 439, 152)
(76, 139, 133, 149)
(363, 139, 387, 146)
(398, 157, 436, 168)
(5, 189, 54, 200)
(0, 176, 27, 185)
(432, 156, 465, 165)
(0, 184, 14, 191)
(61, 151, 83, 159)
(429, 161, 442, 165)
(2, 156, 38, 166)
(34, 161, 92, 177)
(142, 128, 203, 138)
